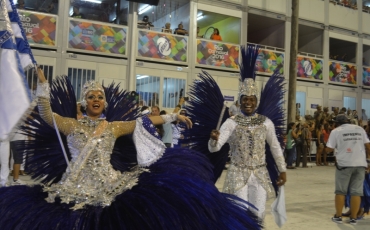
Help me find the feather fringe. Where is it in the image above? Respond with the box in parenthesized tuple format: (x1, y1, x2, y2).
(181, 70, 230, 182)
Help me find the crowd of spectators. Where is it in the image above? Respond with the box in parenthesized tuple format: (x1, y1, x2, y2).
(286, 105, 370, 169)
(330, 0, 357, 9)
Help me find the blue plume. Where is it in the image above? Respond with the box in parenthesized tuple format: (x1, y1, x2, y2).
(103, 82, 140, 122)
(256, 70, 286, 195)
(239, 44, 260, 82)
(19, 76, 76, 184)
(181, 70, 230, 182)
(0, 148, 262, 229)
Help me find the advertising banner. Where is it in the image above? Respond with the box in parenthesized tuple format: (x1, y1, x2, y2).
(329, 61, 357, 85)
(196, 40, 239, 69)
(69, 19, 127, 55)
(138, 30, 187, 62)
(256, 49, 284, 74)
(297, 56, 323, 80)
(18, 10, 57, 47)
(363, 67, 370, 86)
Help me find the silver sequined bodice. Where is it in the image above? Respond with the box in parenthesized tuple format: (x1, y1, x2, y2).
(228, 115, 267, 168)
(44, 117, 141, 210)
(206, 113, 287, 200)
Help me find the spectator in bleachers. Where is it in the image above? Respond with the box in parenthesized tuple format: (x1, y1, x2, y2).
(138, 15, 154, 29)
(210, 28, 222, 41)
(162, 23, 172, 34)
(174, 23, 188, 36)
(71, 6, 85, 19)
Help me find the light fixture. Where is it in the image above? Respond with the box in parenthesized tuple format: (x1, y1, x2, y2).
(197, 14, 204, 21)
(139, 4, 152, 15)
(83, 0, 102, 3)
(137, 75, 149, 79)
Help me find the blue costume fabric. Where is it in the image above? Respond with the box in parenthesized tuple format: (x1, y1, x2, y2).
(0, 77, 261, 230)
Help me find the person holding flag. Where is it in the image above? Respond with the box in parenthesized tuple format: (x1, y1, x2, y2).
(0, 0, 36, 187)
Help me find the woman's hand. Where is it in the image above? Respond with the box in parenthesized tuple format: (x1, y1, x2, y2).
(177, 115, 192, 129)
(36, 67, 47, 83)
(210, 130, 220, 141)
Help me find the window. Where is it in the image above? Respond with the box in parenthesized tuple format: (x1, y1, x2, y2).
(68, 68, 96, 100)
(136, 75, 160, 107)
(162, 77, 186, 108)
(69, 0, 129, 25)
(15, 0, 59, 14)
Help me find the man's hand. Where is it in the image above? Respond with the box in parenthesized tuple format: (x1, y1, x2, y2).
(210, 130, 220, 141)
(276, 172, 286, 187)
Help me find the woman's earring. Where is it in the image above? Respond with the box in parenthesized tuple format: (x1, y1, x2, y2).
(80, 100, 87, 110)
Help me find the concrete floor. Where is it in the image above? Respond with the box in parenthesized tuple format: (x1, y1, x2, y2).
(7, 164, 370, 230)
(216, 165, 369, 230)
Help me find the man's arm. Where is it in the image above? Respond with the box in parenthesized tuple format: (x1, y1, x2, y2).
(208, 119, 235, 152)
(265, 119, 287, 186)
(173, 97, 185, 113)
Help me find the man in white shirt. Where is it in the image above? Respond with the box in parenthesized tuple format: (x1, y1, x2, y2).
(326, 114, 370, 225)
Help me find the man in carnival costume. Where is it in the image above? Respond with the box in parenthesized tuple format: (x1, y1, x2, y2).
(183, 44, 287, 225)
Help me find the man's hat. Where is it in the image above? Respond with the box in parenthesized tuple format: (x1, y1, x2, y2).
(333, 114, 349, 124)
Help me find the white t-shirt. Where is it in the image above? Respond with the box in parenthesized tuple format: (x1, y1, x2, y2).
(326, 124, 369, 167)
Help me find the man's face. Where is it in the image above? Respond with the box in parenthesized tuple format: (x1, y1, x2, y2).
(240, 95, 257, 116)
(151, 107, 159, 116)
(317, 106, 322, 112)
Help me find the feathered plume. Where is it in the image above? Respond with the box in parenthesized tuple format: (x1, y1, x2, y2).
(239, 44, 260, 82)
(257, 70, 286, 195)
(181, 71, 230, 182)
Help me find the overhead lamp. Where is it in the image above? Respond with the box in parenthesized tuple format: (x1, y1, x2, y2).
(137, 75, 149, 79)
(197, 14, 204, 21)
(139, 4, 152, 15)
(83, 0, 102, 3)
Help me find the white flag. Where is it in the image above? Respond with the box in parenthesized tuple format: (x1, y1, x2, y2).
(0, 0, 36, 140)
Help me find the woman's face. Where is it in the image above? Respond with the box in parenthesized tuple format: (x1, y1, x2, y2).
(85, 90, 105, 117)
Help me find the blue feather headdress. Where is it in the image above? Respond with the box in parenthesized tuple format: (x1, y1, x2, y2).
(238, 44, 260, 104)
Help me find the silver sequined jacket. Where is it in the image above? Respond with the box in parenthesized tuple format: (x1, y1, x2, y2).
(208, 114, 286, 199)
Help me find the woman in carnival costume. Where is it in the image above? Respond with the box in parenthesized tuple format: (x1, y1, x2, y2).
(0, 68, 261, 229)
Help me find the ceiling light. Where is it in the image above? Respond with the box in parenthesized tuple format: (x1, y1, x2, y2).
(83, 0, 102, 3)
(197, 14, 204, 20)
(139, 4, 152, 15)
(137, 75, 149, 79)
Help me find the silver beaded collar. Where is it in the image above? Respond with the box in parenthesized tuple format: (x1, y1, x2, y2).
(233, 114, 266, 127)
